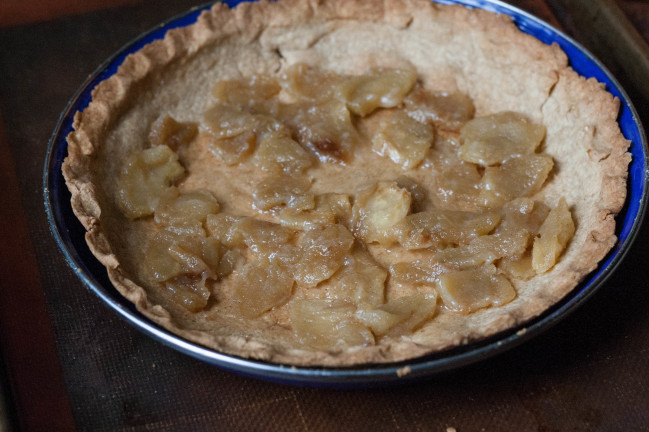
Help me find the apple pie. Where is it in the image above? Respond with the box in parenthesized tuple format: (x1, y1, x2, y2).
(63, 0, 631, 366)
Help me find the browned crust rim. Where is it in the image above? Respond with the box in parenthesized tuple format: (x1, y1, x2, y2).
(62, 0, 631, 366)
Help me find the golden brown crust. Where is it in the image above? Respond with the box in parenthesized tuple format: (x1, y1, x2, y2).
(62, 0, 630, 366)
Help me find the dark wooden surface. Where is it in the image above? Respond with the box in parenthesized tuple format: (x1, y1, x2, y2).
(0, 1, 648, 430)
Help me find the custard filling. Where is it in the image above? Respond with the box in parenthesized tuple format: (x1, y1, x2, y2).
(115, 64, 575, 350)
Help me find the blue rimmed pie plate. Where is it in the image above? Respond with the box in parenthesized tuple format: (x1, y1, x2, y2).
(44, 0, 648, 386)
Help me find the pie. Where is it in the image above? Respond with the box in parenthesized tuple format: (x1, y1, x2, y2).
(62, 0, 631, 366)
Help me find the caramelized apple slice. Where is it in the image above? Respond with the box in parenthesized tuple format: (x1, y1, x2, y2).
(328, 245, 387, 307)
(116, 145, 185, 219)
(355, 293, 437, 336)
(395, 176, 427, 212)
(436, 266, 516, 314)
(281, 63, 340, 102)
(314, 193, 352, 226)
(212, 75, 281, 112)
(208, 214, 294, 257)
(459, 111, 546, 166)
(154, 189, 219, 236)
(281, 99, 357, 163)
(278, 208, 336, 230)
(293, 224, 355, 288)
(435, 162, 482, 210)
(371, 110, 434, 169)
(232, 258, 294, 318)
(433, 229, 529, 269)
(236, 217, 294, 257)
(354, 308, 404, 337)
(207, 130, 256, 165)
(426, 134, 464, 168)
(499, 198, 550, 235)
(163, 274, 212, 313)
(351, 181, 412, 246)
(479, 154, 554, 208)
(272, 243, 301, 270)
(499, 250, 535, 281)
(143, 230, 209, 282)
(205, 213, 245, 247)
(404, 87, 475, 131)
(532, 198, 575, 273)
(253, 132, 312, 174)
(395, 209, 500, 249)
(290, 299, 374, 350)
(390, 257, 450, 285)
(200, 236, 224, 271)
(336, 68, 417, 116)
(252, 175, 315, 211)
(216, 248, 244, 279)
(203, 104, 289, 140)
(142, 230, 219, 312)
(148, 116, 198, 150)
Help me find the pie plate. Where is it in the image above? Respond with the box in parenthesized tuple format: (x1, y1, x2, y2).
(44, 0, 648, 386)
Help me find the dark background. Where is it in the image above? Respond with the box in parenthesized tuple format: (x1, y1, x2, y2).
(1, 0, 648, 430)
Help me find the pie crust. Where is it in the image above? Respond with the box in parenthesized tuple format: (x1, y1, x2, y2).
(63, 0, 631, 366)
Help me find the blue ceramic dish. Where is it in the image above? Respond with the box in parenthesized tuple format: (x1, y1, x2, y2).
(44, 0, 648, 386)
